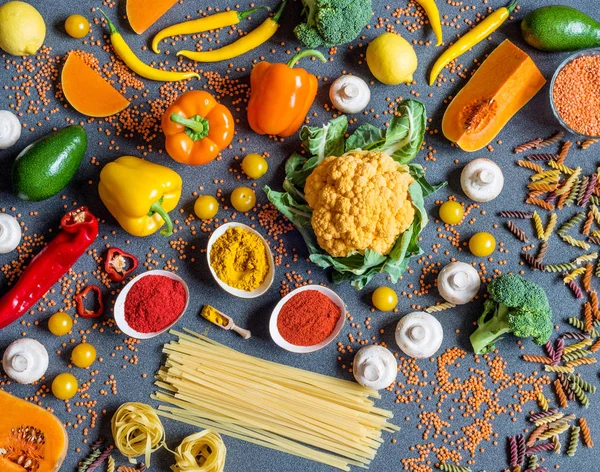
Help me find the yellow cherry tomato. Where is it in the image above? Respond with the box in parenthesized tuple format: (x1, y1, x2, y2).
(52, 373, 78, 400)
(230, 187, 256, 212)
(65, 14, 90, 39)
(469, 232, 496, 257)
(372, 286, 398, 311)
(439, 201, 464, 225)
(71, 343, 96, 368)
(241, 153, 268, 179)
(48, 312, 73, 336)
(194, 195, 219, 220)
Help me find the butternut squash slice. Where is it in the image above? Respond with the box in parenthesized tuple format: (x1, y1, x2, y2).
(126, 0, 179, 34)
(62, 52, 130, 118)
(442, 40, 546, 152)
(0, 390, 68, 472)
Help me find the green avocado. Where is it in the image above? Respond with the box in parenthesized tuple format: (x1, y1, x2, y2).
(521, 5, 600, 52)
(11, 125, 87, 201)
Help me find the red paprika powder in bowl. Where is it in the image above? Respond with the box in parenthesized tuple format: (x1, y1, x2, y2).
(113, 270, 189, 339)
(269, 285, 346, 353)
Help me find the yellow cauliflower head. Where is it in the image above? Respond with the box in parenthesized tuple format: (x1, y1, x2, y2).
(304, 150, 415, 258)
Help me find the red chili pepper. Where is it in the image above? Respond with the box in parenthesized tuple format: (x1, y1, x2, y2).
(0, 207, 98, 330)
(105, 247, 138, 282)
(74, 285, 104, 318)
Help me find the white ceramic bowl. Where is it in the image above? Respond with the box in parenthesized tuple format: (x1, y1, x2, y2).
(113, 270, 190, 339)
(206, 222, 275, 299)
(269, 285, 346, 353)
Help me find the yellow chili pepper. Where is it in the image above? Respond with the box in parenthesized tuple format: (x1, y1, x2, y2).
(152, 6, 270, 53)
(177, 0, 287, 63)
(415, 0, 443, 46)
(429, 0, 517, 86)
(99, 11, 199, 82)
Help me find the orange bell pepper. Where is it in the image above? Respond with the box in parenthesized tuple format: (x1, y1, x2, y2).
(162, 90, 234, 166)
(247, 49, 326, 138)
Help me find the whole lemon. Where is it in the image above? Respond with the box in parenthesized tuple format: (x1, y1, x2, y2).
(0, 1, 46, 56)
(366, 32, 418, 85)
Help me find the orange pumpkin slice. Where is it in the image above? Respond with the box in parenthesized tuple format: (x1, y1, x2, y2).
(126, 0, 179, 34)
(62, 52, 130, 118)
(0, 390, 68, 472)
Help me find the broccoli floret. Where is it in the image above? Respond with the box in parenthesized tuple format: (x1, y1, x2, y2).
(293, 0, 373, 48)
(469, 274, 553, 354)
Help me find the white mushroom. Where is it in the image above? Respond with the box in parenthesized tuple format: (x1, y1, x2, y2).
(353, 345, 397, 390)
(329, 75, 371, 114)
(461, 158, 504, 202)
(395, 311, 443, 359)
(0, 110, 21, 149)
(0, 214, 21, 254)
(2, 338, 49, 384)
(437, 261, 480, 305)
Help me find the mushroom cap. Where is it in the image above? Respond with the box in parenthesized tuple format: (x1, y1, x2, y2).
(329, 75, 371, 114)
(2, 338, 49, 384)
(395, 311, 443, 359)
(0, 213, 22, 254)
(460, 158, 504, 202)
(437, 261, 481, 305)
(353, 345, 397, 390)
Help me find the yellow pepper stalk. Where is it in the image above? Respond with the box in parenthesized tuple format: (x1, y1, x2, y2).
(152, 6, 270, 53)
(99, 10, 199, 82)
(429, 0, 517, 85)
(177, 0, 287, 63)
(98, 156, 182, 237)
(415, 0, 443, 46)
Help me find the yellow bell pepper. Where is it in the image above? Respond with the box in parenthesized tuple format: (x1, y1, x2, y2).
(98, 156, 182, 237)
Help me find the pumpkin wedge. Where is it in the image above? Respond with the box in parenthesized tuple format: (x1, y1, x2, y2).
(62, 52, 130, 118)
(0, 390, 68, 472)
(126, 0, 179, 34)
(442, 40, 546, 152)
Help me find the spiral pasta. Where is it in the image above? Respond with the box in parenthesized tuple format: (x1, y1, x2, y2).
(552, 434, 562, 453)
(528, 182, 558, 192)
(556, 167, 582, 196)
(526, 197, 555, 210)
(537, 392, 549, 411)
(584, 303, 594, 332)
(545, 365, 574, 374)
(579, 418, 593, 447)
(526, 424, 549, 447)
(545, 262, 577, 273)
(554, 379, 568, 408)
(581, 138, 598, 150)
(107, 456, 115, 472)
(543, 213, 557, 241)
(558, 212, 586, 235)
(522, 354, 552, 365)
(531, 169, 560, 182)
(548, 159, 576, 175)
(557, 140, 573, 164)
(565, 357, 597, 368)
(563, 267, 586, 284)
(518, 160, 544, 173)
(561, 349, 591, 363)
(577, 176, 590, 206)
(568, 374, 597, 394)
(424, 302, 456, 313)
(569, 381, 591, 407)
(561, 234, 591, 250)
(499, 210, 534, 219)
(171, 430, 226, 472)
(532, 212, 544, 240)
(507, 220, 529, 242)
(582, 264, 594, 292)
(514, 137, 543, 153)
(575, 253, 599, 265)
(111, 402, 166, 467)
(567, 426, 580, 456)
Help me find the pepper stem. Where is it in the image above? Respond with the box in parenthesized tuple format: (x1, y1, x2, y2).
(286, 49, 327, 68)
(98, 8, 117, 34)
(272, 0, 288, 24)
(505, 0, 518, 13)
(149, 201, 174, 237)
(238, 5, 270, 20)
(170, 113, 210, 141)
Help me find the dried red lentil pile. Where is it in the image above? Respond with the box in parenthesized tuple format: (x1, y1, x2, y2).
(552, 54, 600, 137)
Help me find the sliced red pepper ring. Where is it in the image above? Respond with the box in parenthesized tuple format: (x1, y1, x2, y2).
(105, 247, 138, 282)
(74, 285, 104, 318)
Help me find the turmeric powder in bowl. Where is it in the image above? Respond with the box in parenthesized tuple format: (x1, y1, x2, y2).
(209, 226, 269, 291)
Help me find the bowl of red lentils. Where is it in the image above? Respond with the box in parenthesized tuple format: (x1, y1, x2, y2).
(269, 285, 346, 354)
(550, 48, 600, 138)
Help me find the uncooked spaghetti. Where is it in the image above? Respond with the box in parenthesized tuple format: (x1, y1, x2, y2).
(153, 330, 398, 471)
